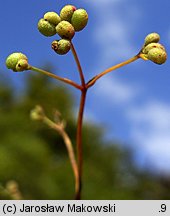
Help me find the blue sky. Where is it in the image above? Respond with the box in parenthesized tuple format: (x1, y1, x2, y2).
(1, 0, 170, 174)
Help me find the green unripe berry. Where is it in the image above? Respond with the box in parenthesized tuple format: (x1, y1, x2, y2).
(144, 32, 160, 46)
(142, 42, 165, 54)
(51, 39, 71, 55)
(44, 12, 61, 25)
(6, 52, 28, 72)
(56, 21, 75, 39)
(147, 48, 167, 65)
(38, 18, 56, 37)
(16, 59, 29, 72)
(71, 9, 88, 31)
(60, 5, 76, 22)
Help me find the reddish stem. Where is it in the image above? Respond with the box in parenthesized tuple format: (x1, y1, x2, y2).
(75, 89, 87, 200)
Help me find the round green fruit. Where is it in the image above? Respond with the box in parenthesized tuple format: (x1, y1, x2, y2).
(52, 39, 71, 55)
(142, 42, 165, 54)
(71, 9, 88, 31)
(6, 52, 28, 72)
(16, 59, 29, 72)
(60, 5, 76, 22)
(56, 21, 75, 39)
(38, 18, 56, 37)
(148, 48, 167, 65)
(144, 32, 160, 46)
(44, 12, 61, 25)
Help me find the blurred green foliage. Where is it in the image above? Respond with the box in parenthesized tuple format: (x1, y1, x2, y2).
(0, 71, 170, 200)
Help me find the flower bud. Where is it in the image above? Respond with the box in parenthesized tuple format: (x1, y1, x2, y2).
(6, 180, 22, 200)
(60, 5, 76, 22)
(142, 42, 165, 54)
(6, 52, 28, 72)
(144, 33, 160, 46)
(147, 48, 167, 65)
(38, 18, 56, 37)
(56, 21, 75, 39)
(44, 12, 61, 26)
(71, 9, 88, 31)
(30, 105, 44, 121)
(51, 39, 71, 55)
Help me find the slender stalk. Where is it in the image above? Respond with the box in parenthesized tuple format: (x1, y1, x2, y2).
(75, 89, 87, 200)
(86, 55, 140, 88)
(42, 116, 79, 196)
(70, 42, 87, 199)
(70, 42, 86, 87)
(30, 66, 82, 90)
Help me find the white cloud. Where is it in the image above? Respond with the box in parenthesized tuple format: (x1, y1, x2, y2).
(89, 0, 139, 65)
(94, 20, 136, 63)
(93, 76, 139, 105)
(129, 102, 170, 130)
(127, 101, 170, 173)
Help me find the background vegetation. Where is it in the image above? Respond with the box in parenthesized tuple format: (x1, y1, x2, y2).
(0, 68, 170, 200)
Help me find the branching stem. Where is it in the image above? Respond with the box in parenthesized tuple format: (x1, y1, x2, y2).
(70, 43, 141, 199)
(31, 50, 141, 200)
(30, 66, 82, 90)
(42, 116, 79, 196)
(70, 42, 86, 87)
(86, 54, 140, 88)
(70, 42, 87, 199)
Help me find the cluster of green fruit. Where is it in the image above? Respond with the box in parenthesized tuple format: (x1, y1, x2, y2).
(38, 5, 88, 55)
(141, 33, 167, 64)
(5, 4, 88, 72)
(6, 52, 29, 72)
